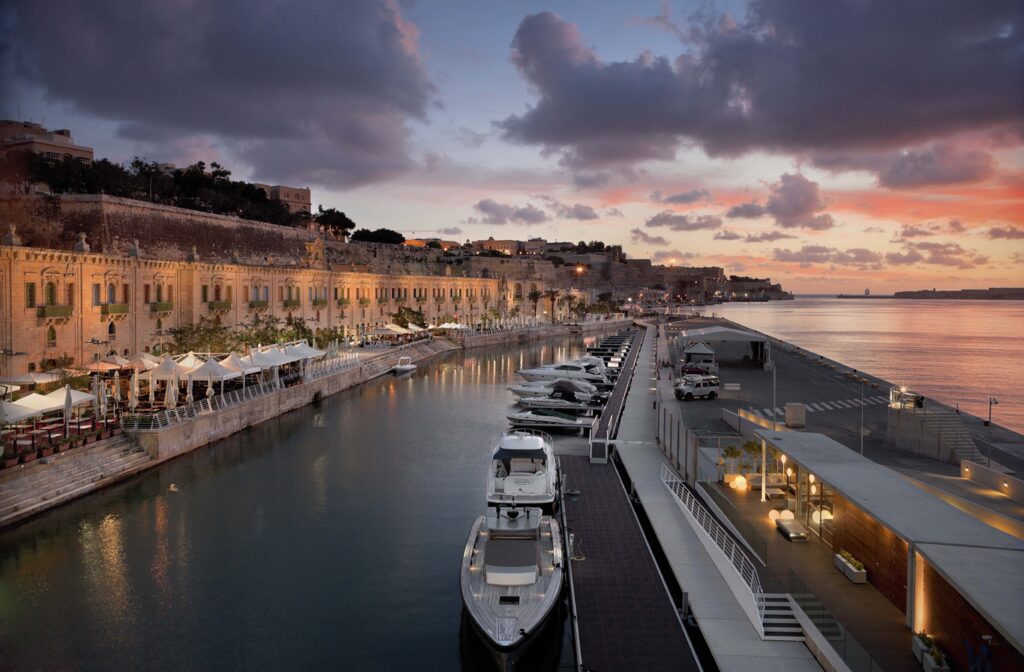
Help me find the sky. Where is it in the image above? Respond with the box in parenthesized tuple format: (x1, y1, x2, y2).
(3, 0, 1022, 293)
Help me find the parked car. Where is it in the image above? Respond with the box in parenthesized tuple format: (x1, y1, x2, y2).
(674, 375, 720, 401)
(679, 364, 709, 376)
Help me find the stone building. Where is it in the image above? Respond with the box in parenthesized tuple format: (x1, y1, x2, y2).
(0, 120, 94, 163)
(0, 195, 554, 378)
(253, 183, 312, 214)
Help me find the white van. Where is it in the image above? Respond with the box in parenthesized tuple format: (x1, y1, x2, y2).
(674, 375, 721, 401)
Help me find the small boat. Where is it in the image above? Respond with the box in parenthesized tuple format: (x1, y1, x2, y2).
(486, 430, 559, 511)
(518, 396, 602, 415)
(507, 409, 596, 433)
(515, 361, 609, 385)
(393, 356, 417, 374)
(508, 379, 598, 399)
(460, 507, 563, 651)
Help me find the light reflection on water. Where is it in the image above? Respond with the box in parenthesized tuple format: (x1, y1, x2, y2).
(0, 337, 588, 671)
(710, 298, 1024, 433)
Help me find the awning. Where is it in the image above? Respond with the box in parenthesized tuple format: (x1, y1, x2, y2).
(0, 371, 63, 386)
(43, 387, 95, 408)
(247, 348, 299, 368)
(10, 392, 64, 414)
(683, 341, 715, 355)
(0, 400, 43, 423)
(82, 361, 121, 373)
(175, 352, 206, 369)
(220, 353, 261, 376)
(283, 342, 326, 359)
(102, 354, 132, 368)
(144, 356, 194, 382)
(186, 358, 242, 381)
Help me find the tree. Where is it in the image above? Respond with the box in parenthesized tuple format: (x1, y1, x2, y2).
(527, 289, 542, 317)
(350, 228, 406, 244)
(315, 206, 357, 239)
(389, 306, 427, 328)
(543, 289, 560, 321)
(425, 240, 442, 250)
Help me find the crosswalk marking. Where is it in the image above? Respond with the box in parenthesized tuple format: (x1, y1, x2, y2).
(775, 407, 784, 415)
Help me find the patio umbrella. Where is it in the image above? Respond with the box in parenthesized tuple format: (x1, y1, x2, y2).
(148, 377, 156, 404)
(103, 354, 132, 368)
(128, 371, 138, 411)
(164, 375, 178, 409)
(84, 360, 120, 374)
(63, 385, 72, 438)
(113, 371, 121, 403)
(185, 376, 194, 405)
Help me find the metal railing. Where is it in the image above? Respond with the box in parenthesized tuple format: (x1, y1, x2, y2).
(699, 481, 769, 564)
(661, 463, 766, 630)
(122, 380, 280, 430)
(304, 353, 361, 381)
(788, 570, 885, 672)
(150, 301, 174, 313)
(37, 304, 73, 318)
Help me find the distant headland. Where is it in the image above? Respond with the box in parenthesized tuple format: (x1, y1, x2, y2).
(892, 288, 1024, 300)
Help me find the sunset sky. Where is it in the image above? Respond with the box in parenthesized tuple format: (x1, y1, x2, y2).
(3, 0, 1022, 293)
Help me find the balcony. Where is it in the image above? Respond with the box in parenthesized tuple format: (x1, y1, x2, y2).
(37, 304, 73, 318)
(312, 298, 328, 307)
(338, 298, 352, 307)
(283, 299, 301, 308)
(248, 300, 269, 310)
(150, 301, 174, 313)
(208, 300, 232, 311)
(101, 303, 130, 315)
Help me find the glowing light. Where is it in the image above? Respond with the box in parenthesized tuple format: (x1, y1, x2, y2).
(811, 484, 818, 495)
(786, 467, 793, 477)
(808, 474, 816, 484)
(768, 509, 781, 523)
(733, 475, 748, 491)
(780, 510, 794, 520)
(780, 454, 787, 465)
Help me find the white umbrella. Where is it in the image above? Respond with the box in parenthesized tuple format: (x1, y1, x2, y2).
(164, 375, 178, 409)
(206, 375, 215, 398)
(84, 360, 121, 374)
(128, 371, 138, 411)
(186, 376, 194, 405)
(63, 384, 73, 438)
(148, 377, 156, 404)
(113, 371, 121, 403)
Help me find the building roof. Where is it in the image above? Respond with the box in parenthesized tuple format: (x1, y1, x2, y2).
(680, 326, 767, 343)
(755, 430, 1024, 651)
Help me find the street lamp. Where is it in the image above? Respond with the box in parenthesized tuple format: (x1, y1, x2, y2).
(985, 397, 999, 426)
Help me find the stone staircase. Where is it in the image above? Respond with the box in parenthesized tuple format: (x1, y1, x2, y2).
(0, 436, 153, 527)
(921, 408, 985, 463)
(761, 594, 804, 640)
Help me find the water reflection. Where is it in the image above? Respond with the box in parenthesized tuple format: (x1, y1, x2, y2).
(0, 336, 592, 670)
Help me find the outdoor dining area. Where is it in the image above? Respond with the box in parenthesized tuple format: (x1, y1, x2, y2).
(1, 339, 340, 468)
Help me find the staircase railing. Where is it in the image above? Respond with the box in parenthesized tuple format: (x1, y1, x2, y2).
(660, 463, 766, 633)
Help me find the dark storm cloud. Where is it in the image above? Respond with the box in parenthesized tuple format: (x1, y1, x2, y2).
(5, 0, 434, 188)
(651, 188, 710, 204)
(728, 174, 835, 230)
(439, 227, 463, 236)
(630, 228, 669, 246)
(645, 212, 722, 231)
(497, 5, 1023, 170)
(471, 199, 549, 225)
(813, 143, 996, 188)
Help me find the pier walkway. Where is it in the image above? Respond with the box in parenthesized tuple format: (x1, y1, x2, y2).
(562, 324, 699, 672)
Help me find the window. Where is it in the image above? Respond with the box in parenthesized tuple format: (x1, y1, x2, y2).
(66, 283, 75, 307)
(107, 283, 116, 304)
(144, 284, 151, 304)
(308, 286, 313, 301)
(279, 286, 284, 302)
(45, 282, 57, 306)
(201, 285, 209, 303)
(91, 283, 101, 306)
(108, 321, 116, 338)
(156, 284, 163, 302)
(262, 286, 269, 301)
(45, 325, 56, 348)
(226, 286, 232, 302)
(156, 318, 163, 331)
(168, 285, 173, 302)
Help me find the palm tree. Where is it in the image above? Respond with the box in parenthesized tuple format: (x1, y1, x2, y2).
(527, 289, 542, 318)
(543, 289, 560, 322)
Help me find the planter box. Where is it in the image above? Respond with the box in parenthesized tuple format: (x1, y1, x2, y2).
(913, 636, 931, 663)
(84, 435, 97, 444)
(2, 457, 18, 468)
(38, 447, 54, 458)
(835, 553, 867, 583)
(20, 453, 37, 464)
(100, 431, 111, 440)
(112, 427, 123, 436)
(923, 654, 949, 672)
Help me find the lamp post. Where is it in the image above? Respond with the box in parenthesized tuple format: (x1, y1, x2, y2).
(985, 397, 999, 427)
(860, 380, 865, 456)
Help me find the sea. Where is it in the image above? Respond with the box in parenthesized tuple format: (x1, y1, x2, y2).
(707, 297, 1024, 435)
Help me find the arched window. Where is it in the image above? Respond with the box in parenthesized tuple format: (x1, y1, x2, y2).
(108, 321, 116, 338)
(45, 325, 56, 347)
(107, 283, 116, 304)
(156, 318, 163, 331)
(45, 282, 57, 306)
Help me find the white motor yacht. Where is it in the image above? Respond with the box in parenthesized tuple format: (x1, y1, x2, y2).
(393, 356, 417, 374)
(515, 361, 608, 385)
(460, 507, 563, 650)
(507, 409, 597, 433)
(486, 430, 558, 511)
(518, 396, 601, 414)
(508, 379, 598, 399)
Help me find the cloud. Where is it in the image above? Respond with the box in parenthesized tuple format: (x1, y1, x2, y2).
(745, 231, 796, 243)
(652, 249, 696, 264)
(726, 203, 766, 219)
(988, 226, 1024, 239)
(471, 199, 549, 225)
(5, 0, 434, 189)
(774, 244, 882, 269)
(813, 143, 996, 189)
(439, 227, 463, 236)
(645, 211, 722, 231)
(895, 224, 936, 238)
(863, 226, 885, 233)
(497, 6, 1024, 170)
(651, 188, 710, 204)
(714, 230, 742, 240)
(729, 173, 835, 230)
(947, 219, 965, 233)
(630, 228, 669, 246)
(535, 195, 599, 220)
(888, 241, 989, 268)
(604, 207, 624, 217)
(454, 126, 488, 148)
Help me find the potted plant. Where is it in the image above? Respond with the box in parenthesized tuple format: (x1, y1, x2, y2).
(37, 442, 54, 459)
(100, 428, 111, 440)
(1, 446, 18, 469)
(912, 631, 934, 663)
(84, 431, 98, 445)
(834, 549, 867, 583)
(19, 444, 37, 464)
(721, 445, 742, 483)
(924, 646, 949, 672)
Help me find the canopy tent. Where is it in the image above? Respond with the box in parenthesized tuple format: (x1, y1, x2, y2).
(44, 387, 95, 408)
(219, 353, 260, 376)
(246, 348, 299, 369)
(175, 352, 206, 370)
(187, 358, 242, 382)
(382, 323, 411, 335)
(370, 326, 396, 336)
(406, 324, 424, 332)
(683, 341, 715, 356)
(0, 383, 20, 397)
(124, 354, 158, 371)
(678, 325, 772, 367)
(9, 392, 63, 414)
(144, 356, 194, 382)
(0, 371, 63, 386)
(0, 400, 43, 423)
(102, 354, 132, 368)
(83, 360, 121, 373)
(283, 342, 326, 359)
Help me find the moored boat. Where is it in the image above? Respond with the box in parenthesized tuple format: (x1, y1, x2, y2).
(486, 430, 559, 512)
(393, 356, 417, 374)
(506, 408, 597, 433)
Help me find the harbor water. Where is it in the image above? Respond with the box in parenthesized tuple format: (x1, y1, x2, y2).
(0, 338, 591, 671)
(709, 297, 1024, 434)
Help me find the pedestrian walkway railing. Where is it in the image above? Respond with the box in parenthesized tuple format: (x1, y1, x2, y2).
(304, 353, 361, 381)
(122, 380, 281, 431)
(661, 463, 767, 635)
(787, 570, 886, 672)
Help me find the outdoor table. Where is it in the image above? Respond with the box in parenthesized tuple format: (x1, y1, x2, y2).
(765, 487, 786, 499)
